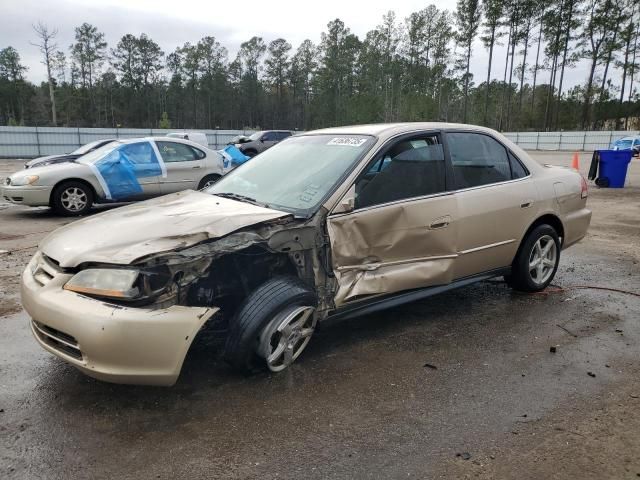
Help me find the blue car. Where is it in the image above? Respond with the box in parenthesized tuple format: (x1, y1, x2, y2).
(610, 136, 640, 156)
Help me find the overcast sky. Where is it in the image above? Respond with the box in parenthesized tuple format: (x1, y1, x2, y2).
(0, 0, 598, 90)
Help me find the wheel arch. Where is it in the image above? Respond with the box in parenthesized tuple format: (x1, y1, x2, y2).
(49, 178, 99, 206)
(513, 213, 565, 263)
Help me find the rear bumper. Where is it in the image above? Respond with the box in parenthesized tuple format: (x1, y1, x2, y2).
(1, 185, 52, 206)
(22, 253, 218, 386)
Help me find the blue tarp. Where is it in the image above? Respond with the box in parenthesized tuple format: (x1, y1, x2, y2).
(220, 145, 250, 169)
(93, 141, 163, 200)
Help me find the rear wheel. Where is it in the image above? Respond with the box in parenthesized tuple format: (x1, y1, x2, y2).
(51, 181, 94, 216)
(197, 174, 221, 190)
(508, 224, 560, 292)
(224, 276, 317, 374)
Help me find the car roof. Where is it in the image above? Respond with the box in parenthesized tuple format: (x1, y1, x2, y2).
(305, 122, 502, 140)
(115, 136, 211, 149)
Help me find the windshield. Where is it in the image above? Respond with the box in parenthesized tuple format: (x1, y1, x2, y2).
(77, 141, 123, 165)
(72, 140, 110, 155)
(248, 131, 264, 141)
(207, 134, 375, 215)
(614, 139, 633, 147)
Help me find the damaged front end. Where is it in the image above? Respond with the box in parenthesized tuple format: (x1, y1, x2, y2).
(126, 211, 337, 324)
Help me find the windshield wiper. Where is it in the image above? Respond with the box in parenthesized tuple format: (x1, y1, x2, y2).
(213, 192, 262, 206)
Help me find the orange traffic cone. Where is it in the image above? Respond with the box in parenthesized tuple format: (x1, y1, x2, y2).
(571, 152, 580, 170)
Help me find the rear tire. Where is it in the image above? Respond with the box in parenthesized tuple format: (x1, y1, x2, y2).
(224, 276, 317, 374)
(197, 174, 221, 190)
(51, 180, 94, 216)
(509, 224, 560, 292)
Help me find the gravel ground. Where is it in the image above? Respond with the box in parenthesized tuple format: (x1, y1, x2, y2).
(1, 151, 639, 479)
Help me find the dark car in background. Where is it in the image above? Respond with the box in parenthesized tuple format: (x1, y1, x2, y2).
(25, 139, 116, 169)
(235, 130, 292, 157)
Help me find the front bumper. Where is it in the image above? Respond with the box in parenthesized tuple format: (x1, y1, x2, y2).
(1, 184, 52, 206)
(21, 253, 218, 386)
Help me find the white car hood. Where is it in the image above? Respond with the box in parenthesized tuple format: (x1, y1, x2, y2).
(40, 190, 291, 267)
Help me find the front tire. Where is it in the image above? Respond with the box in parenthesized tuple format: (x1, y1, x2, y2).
(224, 276, 317, 374)
(51, 181, 94, 216)
(509, 224, 560, 292)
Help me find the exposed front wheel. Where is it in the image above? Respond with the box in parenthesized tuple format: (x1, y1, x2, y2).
(224, 276, 317, 374)
(51, 181, 94, 216)
(508, 224, 560, 292)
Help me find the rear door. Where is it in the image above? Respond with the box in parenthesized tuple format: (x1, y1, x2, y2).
(156, 141, 206, 193)
(444, 131, 538, 279)
(327, 131, 458, 307)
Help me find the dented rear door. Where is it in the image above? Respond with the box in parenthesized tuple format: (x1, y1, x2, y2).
(326, 132, 458, 307)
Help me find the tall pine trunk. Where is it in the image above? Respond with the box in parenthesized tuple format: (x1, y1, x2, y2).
(484, 27, 496, 127)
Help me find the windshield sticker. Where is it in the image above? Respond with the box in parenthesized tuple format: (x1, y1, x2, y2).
(327, 137, 367, 147)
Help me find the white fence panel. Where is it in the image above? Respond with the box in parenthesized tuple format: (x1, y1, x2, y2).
(0, 126, 261, 158)
(0, 126, 638, 158)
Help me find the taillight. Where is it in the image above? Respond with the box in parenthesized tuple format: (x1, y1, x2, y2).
(580, 175, 588, 199)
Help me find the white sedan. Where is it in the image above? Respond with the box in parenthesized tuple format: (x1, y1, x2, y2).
(2, 137, 225, 215)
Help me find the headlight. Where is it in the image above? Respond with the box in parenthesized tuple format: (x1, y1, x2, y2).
(64, 268, 141, 299)
(10, 175, 39, 186)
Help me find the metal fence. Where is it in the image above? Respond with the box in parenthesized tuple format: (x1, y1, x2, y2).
(0, 126, 638, 158)
(0, 127, 258, 158)
(502, 130, 639, 151)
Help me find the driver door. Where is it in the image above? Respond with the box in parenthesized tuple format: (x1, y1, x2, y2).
(326, 132, 458, 307)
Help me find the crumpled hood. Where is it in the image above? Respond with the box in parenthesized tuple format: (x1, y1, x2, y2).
(40, 190, 291, 267)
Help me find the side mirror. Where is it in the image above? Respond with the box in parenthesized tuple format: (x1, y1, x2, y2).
(260, 137, 266, 143)
(333, 184, 356, 214)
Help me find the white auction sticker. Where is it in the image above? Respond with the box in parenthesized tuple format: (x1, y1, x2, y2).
(327, 137, 367, 147)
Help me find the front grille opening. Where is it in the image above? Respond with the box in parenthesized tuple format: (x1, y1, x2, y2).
(33, 320, 83, 361)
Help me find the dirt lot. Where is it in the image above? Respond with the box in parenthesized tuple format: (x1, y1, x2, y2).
(1, 151, 639, 479)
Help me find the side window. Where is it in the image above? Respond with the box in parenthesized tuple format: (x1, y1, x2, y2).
(262, 132, 277, 142)
(509, 151, 529, 179)
(448, 133, 512, 189)
(192, 147, 206, 159)
(355, 135, 446, 209)
(120, 141, 155, 165)
(156, 141, 199, 163)
(277, 131, 292, 141)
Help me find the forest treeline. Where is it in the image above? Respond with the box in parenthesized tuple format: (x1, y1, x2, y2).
(0, 0, 638, 132)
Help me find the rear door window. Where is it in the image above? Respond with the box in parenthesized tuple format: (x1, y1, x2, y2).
(156, 141, 201, 162)
(262, 132, 278, 142)
(447, 132, 513, 189)
(509, 151, 529, 179)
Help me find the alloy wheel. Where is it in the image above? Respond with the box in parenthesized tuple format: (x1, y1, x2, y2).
(60, 187, 88, 212)
(258, 305, 317, 372)
(528, 234, 557, 285)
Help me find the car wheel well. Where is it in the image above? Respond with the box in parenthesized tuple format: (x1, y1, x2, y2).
(197, 174, 221, 190)
(49, 178, 97, 206)
(515, 214, 564, 260)
(185, 246, 300, 317)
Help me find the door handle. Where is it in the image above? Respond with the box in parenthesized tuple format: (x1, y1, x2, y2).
(520, 199, 533, 208)
(192, 165, 202, 169)
(429, 215, 451, 229)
